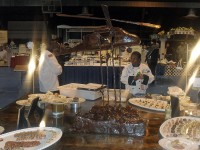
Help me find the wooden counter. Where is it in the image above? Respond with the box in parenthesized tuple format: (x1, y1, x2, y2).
(0, 99, 165, 150)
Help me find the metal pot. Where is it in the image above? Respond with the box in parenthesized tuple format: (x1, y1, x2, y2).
(70, 102, 80, 114)
(52, 104, 64, 116)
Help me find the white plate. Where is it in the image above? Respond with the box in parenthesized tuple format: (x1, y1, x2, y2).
(0, 126, 4, 134)
(128, 98, 167, 112)
(159, 116, 200, 144)
(16, 99, 32, 106)
(0, 127, 62, 150)
(159, 137, 199, 150)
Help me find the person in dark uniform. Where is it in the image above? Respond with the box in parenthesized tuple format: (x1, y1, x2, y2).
(145, 40, 160, 76)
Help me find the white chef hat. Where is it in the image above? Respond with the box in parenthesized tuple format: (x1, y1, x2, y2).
(27, 41, 34, 49)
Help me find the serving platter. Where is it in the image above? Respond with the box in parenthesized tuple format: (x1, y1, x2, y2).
(42, 96, 70, 105)
(128, 98, 168, 112)
(29, 93, 71, 105)
(159, 137, 199, 150)
(16, 99, 32, 106)
(184, 109, 200, 118)
(159, 116, 200, 144)
(0, 127, 62, 150)
(28, 94, 47, 99)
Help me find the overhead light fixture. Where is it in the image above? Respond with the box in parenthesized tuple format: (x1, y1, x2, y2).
(79, 6, 93, 16)
(184, 9, 199, 19)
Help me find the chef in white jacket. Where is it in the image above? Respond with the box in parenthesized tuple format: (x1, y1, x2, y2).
(0, 45, 8, 63)
(38, 42, 62, 93)
(121, 51, 154, 95)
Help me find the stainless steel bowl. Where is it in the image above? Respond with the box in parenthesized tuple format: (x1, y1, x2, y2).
(52, 104, 64, 116)
(70, 102, 80, 114)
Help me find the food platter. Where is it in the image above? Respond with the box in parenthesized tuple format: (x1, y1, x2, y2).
(184, 109, 200, 118)
(159, 116, 200, 144)
(28, 94, 47, 99)
(128, 98, 168, 112)
(42, 96, 70, 105)
(159, 137, 199, 150)
(28, 93, 71, 105)
(16, 99, 32, 106)
(0, 127, 62, 150)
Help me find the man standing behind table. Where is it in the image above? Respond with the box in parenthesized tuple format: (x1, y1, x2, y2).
(121, 51, 154, 96)
(38, 42, 62, 93)
(0, 44, 8, 63)
(145, 40, 160, 76)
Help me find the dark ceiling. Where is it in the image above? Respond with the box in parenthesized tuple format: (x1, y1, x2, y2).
(1, 0, 200, 41)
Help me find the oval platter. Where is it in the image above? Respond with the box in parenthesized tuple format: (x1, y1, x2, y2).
(0, 127, 62, 150)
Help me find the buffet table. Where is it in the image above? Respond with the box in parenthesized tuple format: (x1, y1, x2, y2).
(10, 55, 30, 68)
(62, 65, 125, 89)
(0, 97, 165, 150)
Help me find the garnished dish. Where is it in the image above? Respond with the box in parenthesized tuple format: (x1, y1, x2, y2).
(41, 93, 69, 104)
(28, 92, 71, 105)
(159, 137, 199, 150)
(160, 117, 200, 144)
(0, 127, 62, 150)
(128, 98, 168, 112)
(28, 94, 47, 100)
(16, 99, 33, 107)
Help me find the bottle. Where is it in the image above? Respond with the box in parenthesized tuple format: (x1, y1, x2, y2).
(170, 95, 180, 118)
(165, 101, 171, 120)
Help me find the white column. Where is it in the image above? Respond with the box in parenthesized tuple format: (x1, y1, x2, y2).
(159, 38, 167, 60)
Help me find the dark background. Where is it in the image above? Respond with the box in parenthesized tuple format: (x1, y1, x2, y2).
(0, 0, 200, 43)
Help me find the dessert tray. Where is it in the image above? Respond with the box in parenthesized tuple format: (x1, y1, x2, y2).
(159, 116, 200, 144)
(159, 137, 199, 150)
(0, 127, 62, 150)
(28, 93, 71, 105)
(128, 98, 168, 112)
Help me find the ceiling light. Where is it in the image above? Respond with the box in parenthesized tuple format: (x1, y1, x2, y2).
(184, 9, 199, 19)
(79, 6, 93, 16)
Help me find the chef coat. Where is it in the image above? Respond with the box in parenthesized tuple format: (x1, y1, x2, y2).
(38, 50, 62, 93)
(0, 50, 7, 62)
(121, 63, 154, 95)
